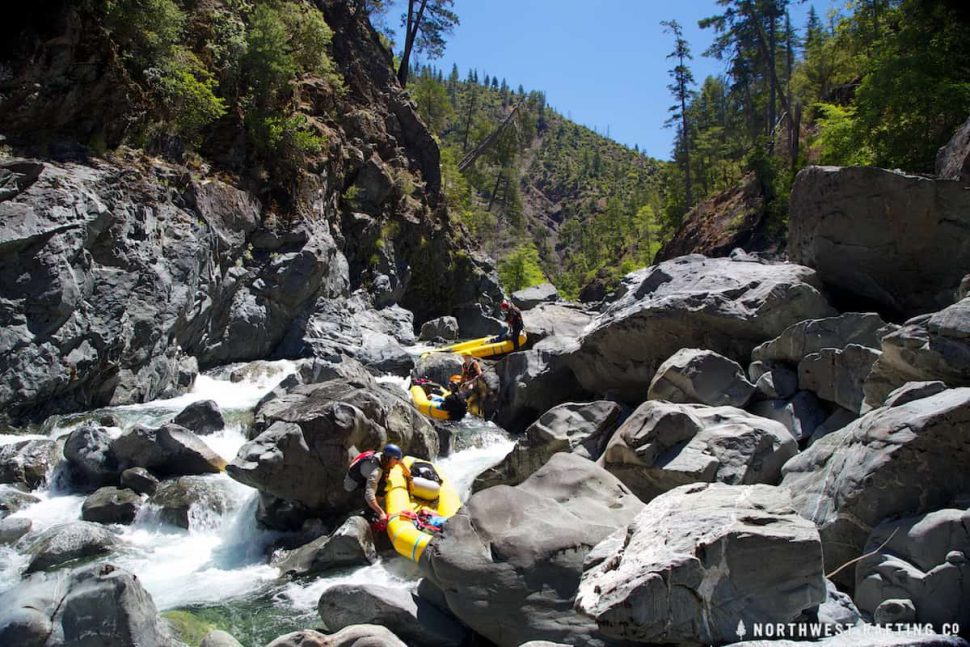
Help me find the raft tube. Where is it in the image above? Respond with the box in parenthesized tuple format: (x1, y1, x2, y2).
(409, 384, 454, 420)
(385, 456, 461, 561)
(430, 332, 527, 358)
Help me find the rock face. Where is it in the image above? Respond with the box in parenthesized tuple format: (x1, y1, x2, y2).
(0, 562, 177, 647)
(318, 583, 467, 647)
(419, 316, 459, 341)
(864, 299, 970, 408)
(789, 165, 970, 319)
(782, 388, 970, 587)
(276, 516, 376, 578)
(750, 391, 828, 442)
(567, 255, 834, 402)
(600, 400, 797, 502)
(110, 424, 226, 477)
(25, 521, 119, 573)
(511, 283, 560, 310)
(172, 400, 225, 435)
(521, 303, 593, 343)
(798, 344, 880, 413)
(648, 348, 755, 408)
(421, 453, 644, 647)
(751, 312, 889, 364)
(473, 401, 622, 491)
(855, 505, 970, 631)
(937, 114, 970, 182)
(575, 482, 825, 646)
(0, 439, 56, 489)
(230, 379, 435, 519)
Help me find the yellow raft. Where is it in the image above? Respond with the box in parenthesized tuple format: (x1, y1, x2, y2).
(385, 456, 461, 561)
(431, 332, 527, 358)
(409, 383, 454, 420)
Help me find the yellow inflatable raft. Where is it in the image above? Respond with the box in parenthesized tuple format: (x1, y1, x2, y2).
(431, 332, 527, 358)
(410, 383, 454, 420)
(385, 456, 461, 561)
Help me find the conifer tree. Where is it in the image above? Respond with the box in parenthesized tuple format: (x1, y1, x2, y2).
(397, 0, 459, 87)
(662, 19, 696, 208)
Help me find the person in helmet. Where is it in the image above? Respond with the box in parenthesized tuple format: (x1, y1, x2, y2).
(458, 354, 483, 392)
(346, 443, 409, 523)
(498, 300, 524, 351)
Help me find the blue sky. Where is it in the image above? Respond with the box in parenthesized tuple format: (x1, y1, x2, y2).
(390, 0, 839, 161)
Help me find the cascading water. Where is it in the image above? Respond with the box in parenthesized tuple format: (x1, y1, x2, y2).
(0, 356, 515, 646)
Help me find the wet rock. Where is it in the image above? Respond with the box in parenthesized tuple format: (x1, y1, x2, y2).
(789, 166, 970, 319)
(120, 467, 159, 496)
(277, 516, 376, 578)
(473, 401, 622, 491)
(110, 424, 226, 477)
(419, 316, 459, 341)
(172, 400, 225, 435)
(648, 348, 755, 408)
(884, 381, 949, 408)
(149, 476, 233, 530)
(782, 388, 970, 588)
(0, 486, 40, 518)
(318, 583, 467, 647)
(752, 312, 889, 364)
(567, 255, 834, 402)
(511, 283, 560, 310)
(412, 352, 464, 387)
(0, 439, 56, 489)
(576, 483, 825, 646)
(420, 453, 643, 647)
(25, 521, 119, 573)
(798, 344, 880, 413)
(0, 516, 32, 544)
(199, 629, 243, 647)
(855, 506, 970, 631)
(600, 400, 797, 502)
(63, 424, 120, 490)
(82, 486, 143, 525)
(0, 562, 177, 646)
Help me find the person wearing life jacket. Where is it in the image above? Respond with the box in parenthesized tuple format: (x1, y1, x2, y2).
(344, 443, 410, 523)
(499, 300, 524, 351)
(458, 355, 483, 392)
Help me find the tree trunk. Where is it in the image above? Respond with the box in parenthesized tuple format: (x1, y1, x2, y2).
(397, 0, 428, 87)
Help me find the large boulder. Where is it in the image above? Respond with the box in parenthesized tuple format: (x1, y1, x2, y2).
(110, 424, 226, 477)
(420, 453, 643, 646)
(419, 316, 459, 341)
(473, 401, 622, 491)
(452, 302, 505, 338)
(521, 302, 594, 343)
(937, 114, 970, 183)
(0, 562, 177, 647)
(751, 312, 890, 364)
(120, 467, 159, 496)
(25, 521, 119, 573)
(798, 344, 880, 413)
(855, 504, 970, 631)
(276, 516, 376, 578)
(81, 486, 143, 525)
(788, 166, 970, 319)
(62, 425, 120, 490)
(172, 400, 225, 435)
(0, 486, 40, 518)
(566, 255, 834, 402)
(864, 298, 970, 408)
(600, 400, 797, 502)
(149, 476, 235, 530)
(575, 482, 825, 646)
(412, 352, 464, 388)
(0, 516, 32, 544)
(511, 283, 560, 310)
(265, 625, 406, 647)
(0, 439, 56, 489)
(781, 388, 970, 588)
(750, 391, 829, 442)
(648, 348, 755, 408)
(318, 583, 467, 647)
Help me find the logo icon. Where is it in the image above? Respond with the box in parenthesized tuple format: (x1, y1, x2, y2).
(736, 619, 747, 640)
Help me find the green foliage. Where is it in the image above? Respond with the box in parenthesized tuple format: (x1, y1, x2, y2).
(813, 103, 874, 166)
(260, 114, 326, 156)
(148, 47, 227, 143)
(162, 610, 216, 647)
(103, 0, 185, 69)
(498, 243, 546, 292)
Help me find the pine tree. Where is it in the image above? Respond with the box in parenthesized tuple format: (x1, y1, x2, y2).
(662, 19, 695, 208)
(397, 0, 459, 87)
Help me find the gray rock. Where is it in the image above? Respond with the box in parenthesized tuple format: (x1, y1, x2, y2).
(25, 520, 119, 573)
(567, 255, 834, 402)
(82, 486, 143, 525)
(0, 485, 40, 518)
(884, 381, 949, 408)
(649, 348, 755, 407)
(750, 391, 829, 442)
(575, 482, 825, 646)
(808, 407, 858, 446)
(419, 316, 459, 341)
(172, 400, 225, 435)
(473, 401, 622, 491)
(0, 516, 32, 544)
(199, 629, 243, 647)
(0, 439, 56, 489)
(789, 166, 970, 319)
(782, 388, 970, 588)
(751, 361, 799, 400)
(318, 583, 467, 647)
(0, 562, 177, 646)
(864, 299, 970, 407)
(120, 467, 159, 496)
(511, 283, 560, 310)
(63, 424, 119, 490)
(265, 625, 406, 647)
(937, 114, 970, 182)
(277, 516, 376, 578)
(799, 344, 880, 413)
(452, 302, 505, 337)
(600, 400, 797, 502)
(855, 506, 970, 630)
(420, 453, 644, 647)
(752, 312, 890, 363)
(521, 302, 594, 343)
(412, 352, 464, 387)
(149, 476, 234, 530)
(110, 423, 226, 477)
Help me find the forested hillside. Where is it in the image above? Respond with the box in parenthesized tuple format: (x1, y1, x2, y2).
(407, 66, 667, 298)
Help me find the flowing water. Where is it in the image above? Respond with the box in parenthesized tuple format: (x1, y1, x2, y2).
(0, 358, 514, 646)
